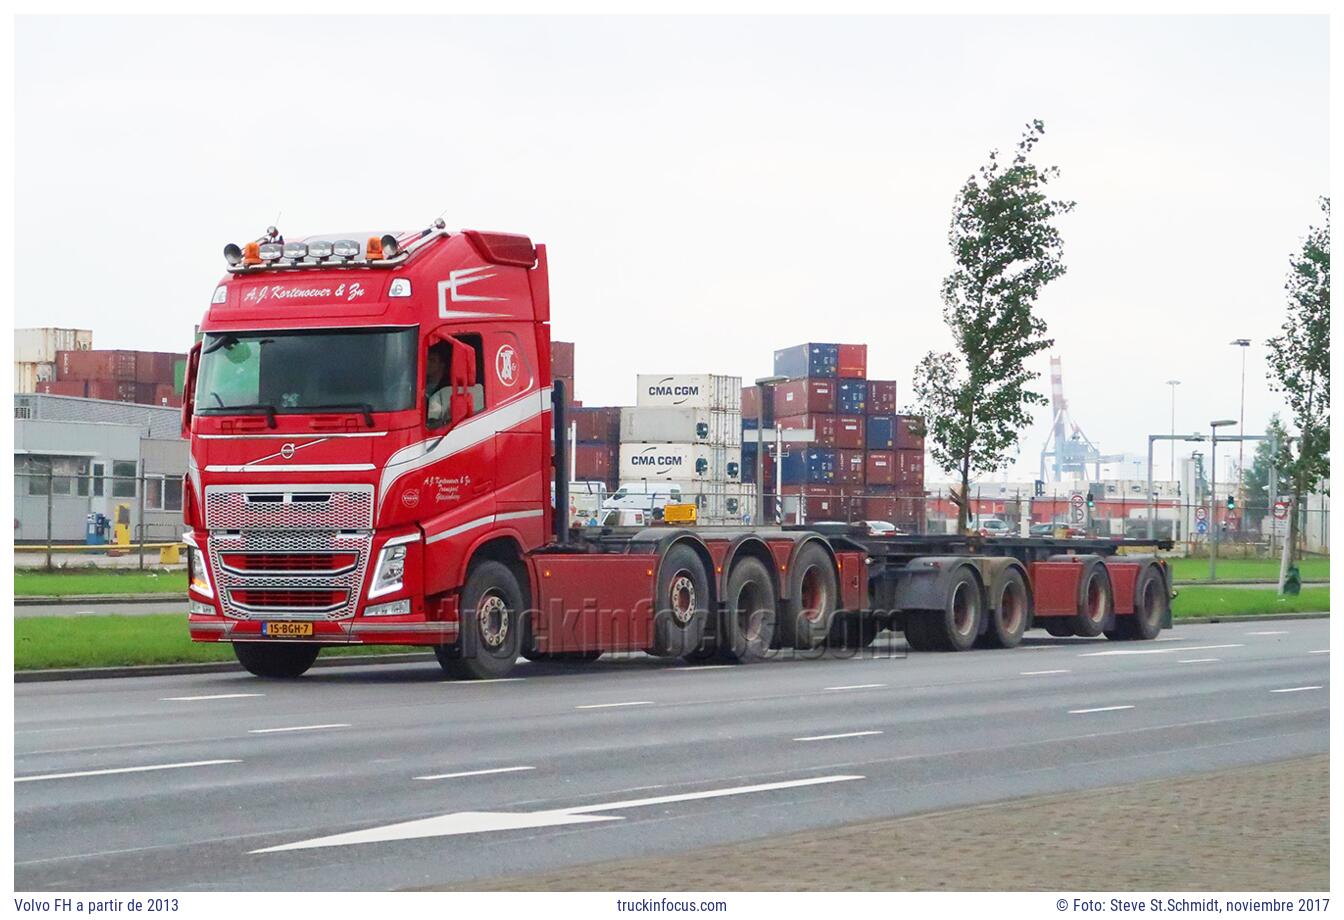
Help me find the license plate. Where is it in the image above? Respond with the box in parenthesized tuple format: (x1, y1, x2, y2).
(261, 621, 313, 638)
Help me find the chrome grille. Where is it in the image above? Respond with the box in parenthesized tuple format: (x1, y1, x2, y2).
(210, 529, 372, 621)
(204, 484, 373, 531)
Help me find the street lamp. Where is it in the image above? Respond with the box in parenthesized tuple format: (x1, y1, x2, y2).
(1165, 379, 1180, 487)
(1209, 418, 1237, 581)
(1229, 339, 1251, 515)
(753, 375, 787, 524)
(1146, 433, 1204, 540)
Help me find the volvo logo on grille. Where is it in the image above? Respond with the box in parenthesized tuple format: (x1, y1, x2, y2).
(280, 443, 297, 459)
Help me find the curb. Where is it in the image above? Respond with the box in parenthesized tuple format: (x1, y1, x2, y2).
(14, 652, 436, 683)
(1172, 580, 1329, 588)
(16, 593, 185, 607)
(1172, 611, 1329, 625)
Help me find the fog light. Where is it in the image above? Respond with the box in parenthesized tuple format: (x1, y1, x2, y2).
(365, 599, 411, 618)
(190, 600, 216, 616)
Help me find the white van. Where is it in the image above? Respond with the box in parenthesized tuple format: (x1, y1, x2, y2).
(602, 481, 685, 516)
(568, 481, 608, 528)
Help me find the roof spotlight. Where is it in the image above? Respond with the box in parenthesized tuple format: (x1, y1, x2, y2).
(332, 239, 360, 258)
(308, 240, 333, 259)
(258, 242, 283, 262)
(223, 243, 243, 267)
(282, 242, 308, 261)
(380, 234, 400, 258)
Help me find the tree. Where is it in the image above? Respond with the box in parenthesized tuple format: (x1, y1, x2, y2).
(1266, 197, 1330, 565)
(1241, 414, 1292, 531)
(912, 120, 1075, 532)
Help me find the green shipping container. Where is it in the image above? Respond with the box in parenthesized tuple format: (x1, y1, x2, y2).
(174, 358, 186, 394)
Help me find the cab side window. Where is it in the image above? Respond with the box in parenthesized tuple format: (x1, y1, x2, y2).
(425, 332, 486, 430)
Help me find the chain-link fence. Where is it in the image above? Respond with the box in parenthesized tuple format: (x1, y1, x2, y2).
(13, 470, 185, 570)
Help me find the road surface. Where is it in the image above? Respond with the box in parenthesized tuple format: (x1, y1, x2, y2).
(14, 619, 1328, 891)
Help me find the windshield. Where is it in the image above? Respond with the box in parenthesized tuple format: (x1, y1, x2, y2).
(196, 328, 417, 414)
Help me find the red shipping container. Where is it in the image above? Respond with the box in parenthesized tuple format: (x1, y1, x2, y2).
(867, 380, 898, 415)
(155, 384, 182, 407)
(58, 350, 113, 381)
(834, 415, 865, 450)
(37, 380, 87, 397)
(781, 486, 858, 525)
(571, 406, 621, 442)
(864, 493, 898, 521)
(772, 378, 836, 416)
(837, 343, 867, 379)
(895, 448, 924, 487)
(777, 413, 836, 447)
(740, 386, 761, 419)
(835, 449, 865, 485)
(866, 450, 896, 485)
(554, 375, 577, 404)
(573, 442, 617, 481)
(550, 341, 575, 378)
(135, 351, 179, 385)
(894, 414, 925, 451)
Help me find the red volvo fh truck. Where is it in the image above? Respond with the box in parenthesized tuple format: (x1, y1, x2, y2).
(183, 223, 1173, 679)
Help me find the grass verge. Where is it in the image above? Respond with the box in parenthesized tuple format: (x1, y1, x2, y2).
(1168, 556, 1329, 584)
(14, 614, 423, 670)
(1172, 586, 1329, 618)
(15, 569, 184, 597)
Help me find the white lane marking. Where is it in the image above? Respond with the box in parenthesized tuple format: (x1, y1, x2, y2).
(1020, 669, 1071, 676)
(793, 730, 884, 742)
(1178, 658, 1221, 664)
(1245, 630, 1288, 636)
(1080, 643, 1244, 657)
(252, 773, 864, 852)
(1154, 637, 1185, 642)
(1309, 649, 1329, 654)
(161, 693, 265, 702)
(1271, 686, 1323, 694)
(450, 678, 525, 684)
(415, 766, 536, 781)
(575, 701, 654, 710)
(16, 759, 240, 783)
(665, 665, 735, 671)
(1068, 705, 1135, 714)
(248, 723, 350, 734)
(824, 683, 887, 691)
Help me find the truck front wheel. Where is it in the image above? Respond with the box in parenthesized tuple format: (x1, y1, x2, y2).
(232, 642, 320, 678)
(437, 560, 523, 680)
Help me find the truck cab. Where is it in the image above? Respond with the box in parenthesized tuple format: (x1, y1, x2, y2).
(184, 224, 554, 676)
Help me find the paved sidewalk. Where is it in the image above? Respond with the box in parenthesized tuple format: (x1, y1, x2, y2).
(455, 755, 1328, 892)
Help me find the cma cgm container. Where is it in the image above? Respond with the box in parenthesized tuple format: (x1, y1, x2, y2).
(619, 443, 742, 482)
(773, 343, 839, 380)
(836, 379, 867, 414)
(777, 413, 837, 446)
(621, 407, 731, 445)
(836, 343, 867, 379)
(772, 378, 835, 417)
(780, 447, 836, 485)
(867, 380, 898, 415)
(636, 374, 740, 410)
(894, 415, 926, 451)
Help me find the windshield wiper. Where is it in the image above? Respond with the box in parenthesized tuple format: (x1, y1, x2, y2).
(305, 403, 376, 427)
(202, 334, 239, 355)
(201, 403, 277, 428)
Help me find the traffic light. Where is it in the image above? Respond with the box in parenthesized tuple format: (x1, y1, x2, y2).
(1226, 494, 1236, 511)
(1034, 479, 1044, 497)
(1085, 491, 1094, 509)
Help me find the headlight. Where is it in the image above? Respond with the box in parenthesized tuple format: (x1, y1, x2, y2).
(188, 546, 213, 598)
(368, 541, 410, 598)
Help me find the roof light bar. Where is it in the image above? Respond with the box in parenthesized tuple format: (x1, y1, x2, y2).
(258, 242, 283, 262)
(308, 240, 333, 259)
(332, 239, 360, 258)
(282, 242, 309, 261)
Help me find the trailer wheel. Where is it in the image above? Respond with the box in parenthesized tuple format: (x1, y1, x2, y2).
(918, 567, 983, 652)
(232, 642, 320, 678)
(778, 544, 838, 650)
(437, 560, 523, 680)
(979, 568, 1029, 649)
(1070, 564, 1113, 638)
(648, 545, 709, 659)
(1106, 566, 1166, 641)
(718, 557, 777, 661)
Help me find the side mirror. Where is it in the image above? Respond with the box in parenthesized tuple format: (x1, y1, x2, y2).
(181, 341, 202, 438)
(427, 331, 478, 429)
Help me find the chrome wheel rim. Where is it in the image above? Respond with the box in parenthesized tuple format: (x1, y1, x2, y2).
(477, 593, 509, 648)
(669, 573, 696, 626)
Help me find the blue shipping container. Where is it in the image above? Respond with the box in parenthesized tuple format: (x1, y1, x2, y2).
(867, 415, 896, 450)
(836, 380, 867, 414)
(742, 417, 759, 431)
(780, 447, 837, 484)
(773, 343, 839, 380)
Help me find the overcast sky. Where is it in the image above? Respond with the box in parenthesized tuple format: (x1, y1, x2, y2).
(15, 15, 1328, 482)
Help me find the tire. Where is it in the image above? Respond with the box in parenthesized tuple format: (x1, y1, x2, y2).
(918, 567, 983, 651)
(980, 567, 1030, 649)
(1070, 563, 1113, 638)
(647, 545, 710, 659)
(778, 543, 838, 650)
(1043, 620, 1075, 638)
(437, 560, 523, 680)
(901, 611, 934, 651)
(718, 557, 777, 662)
(232, 641, 320, 678)
(829, 612, 882, 651)
(1106, 566, 1166, 641)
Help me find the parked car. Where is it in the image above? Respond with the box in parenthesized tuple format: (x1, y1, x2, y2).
(863, 520, 897, 536)
(977, 519, 1012, 537)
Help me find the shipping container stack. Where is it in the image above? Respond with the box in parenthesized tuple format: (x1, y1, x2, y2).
(553, 340, 621, 490)
(14, 327, 92, 395)
(744, 342, 926, 531)
(36, 348, 186, 407)
(618, 374, 750, 524)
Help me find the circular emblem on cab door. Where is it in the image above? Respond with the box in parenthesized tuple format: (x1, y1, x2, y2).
(495, 344, 518, 387)
(401, 488, 420, 509)
(280, 443, 297, 459)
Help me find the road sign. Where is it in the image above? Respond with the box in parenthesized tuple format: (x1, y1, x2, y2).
(1273, 500, 1290, 520)
(1196, 519, 1208, 535)
(1195, 506, 1208, 522)
(1070, 493, 1086, 525)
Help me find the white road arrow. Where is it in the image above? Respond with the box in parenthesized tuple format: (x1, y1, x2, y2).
(251, 774, 864, 854)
